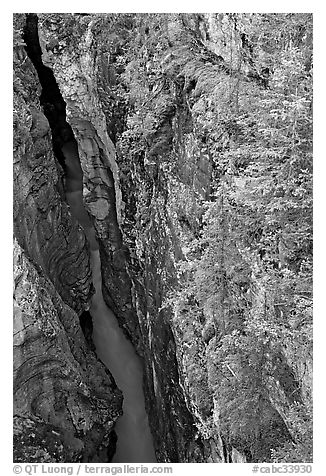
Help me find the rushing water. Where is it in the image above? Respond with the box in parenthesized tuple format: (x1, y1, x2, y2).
(66, 190, 157, 463)
(89, 249, 157, 463)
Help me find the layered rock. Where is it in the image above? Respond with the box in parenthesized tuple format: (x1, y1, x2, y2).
(14, 14, 92, 314)
(35, 13, 257, 462)
(15, 12, 312, 463)
(13, 239, 121, 462)
(13, 14, 122, 462)
(37, 13, 206, 462)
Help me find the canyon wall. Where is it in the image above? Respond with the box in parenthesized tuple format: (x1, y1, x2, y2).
(35, 12, 206, 463)
(14, 13, 312, 463)
(13, 13, 122, 463)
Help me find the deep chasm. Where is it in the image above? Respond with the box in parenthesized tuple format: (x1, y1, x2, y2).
(13, 12, 312, 464)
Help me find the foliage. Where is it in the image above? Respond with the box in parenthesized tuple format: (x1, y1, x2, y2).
(92, 12, 313, 462)
(271, 404, 313, 463)
(166, 13, 312, 462)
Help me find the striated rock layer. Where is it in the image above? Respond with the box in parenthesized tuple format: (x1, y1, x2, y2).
(14, 12, 312, 463)
(37, 13, 207, 462)
(13, 239, 121, 462)
(13, 14, 122, 463)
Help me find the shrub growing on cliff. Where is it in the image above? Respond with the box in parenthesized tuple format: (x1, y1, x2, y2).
(88, 12, 313, 462)
(169, 13, 312, 462)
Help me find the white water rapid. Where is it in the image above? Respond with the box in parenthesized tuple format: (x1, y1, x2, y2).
(66, 189, 157, 463)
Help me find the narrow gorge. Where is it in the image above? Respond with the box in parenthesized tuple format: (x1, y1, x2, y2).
(13, 13, 313, 464)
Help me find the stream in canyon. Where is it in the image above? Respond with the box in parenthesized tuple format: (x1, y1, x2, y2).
(88, 248, 157, 463)
(23, 16, 157, 462)
(66, 179, 156, 463)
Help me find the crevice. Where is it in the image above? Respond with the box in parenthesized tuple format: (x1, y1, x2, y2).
(221, 437, 234, 463)
(23, 14, 82, 187)
(79, 310, 95, 352)
(23, 14, 118, 462)
(23, 11, 143, 365)
(23, 14, 157, 463)
(23, 14, 97, 245)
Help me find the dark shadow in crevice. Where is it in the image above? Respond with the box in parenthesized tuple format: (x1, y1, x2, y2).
(23, 14, 117, 463)
(23, 13, 97, 230)
(23, 10, 99, 298)
(79, 310, 95, 352)
(23, 14, 80, 178)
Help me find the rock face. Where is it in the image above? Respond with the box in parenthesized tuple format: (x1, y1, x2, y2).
(14, 15, 92, 315)
(14, 13, 312, 463)
(13, 239, 121, 462)
(36, 13, 208, 462)
(13, 14, 122, 463)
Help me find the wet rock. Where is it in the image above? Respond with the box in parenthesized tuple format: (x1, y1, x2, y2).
(17, 12, 312, 464)
(13, 15, 122, 462)
(37, 13, 206, 462)
(13, 239, 122, 462)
